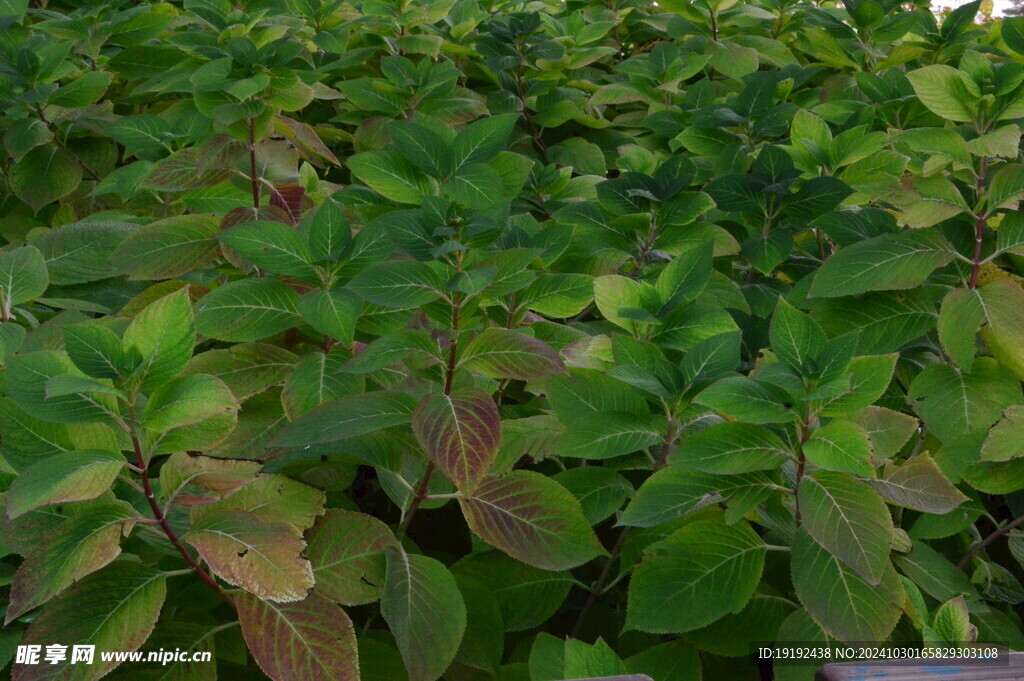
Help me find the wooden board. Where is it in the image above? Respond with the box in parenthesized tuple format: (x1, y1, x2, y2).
(816, 652, 1024, 680)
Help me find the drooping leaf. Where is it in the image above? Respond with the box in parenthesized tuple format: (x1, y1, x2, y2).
(381, 547, 467, 681)
(6, 503, 136, 624)
(866, 455, 968, 513)
(13, 563, 167, 681)
(791, 528, 903, 643)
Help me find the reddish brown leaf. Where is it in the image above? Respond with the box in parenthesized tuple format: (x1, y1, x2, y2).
(412, 388, 501, 493)
(269, 183, 306, 224)
(236, 591, 359, 681)
(460, 471, 604, 570)
(184, 508, 313, 602)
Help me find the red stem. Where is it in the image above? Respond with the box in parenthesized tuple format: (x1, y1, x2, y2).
(969, 157, 988, 289)
(249, 118, 260, 210)
(131, 433, 222, 595)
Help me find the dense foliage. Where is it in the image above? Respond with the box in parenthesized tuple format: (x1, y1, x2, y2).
(3, 0, 1024, 679)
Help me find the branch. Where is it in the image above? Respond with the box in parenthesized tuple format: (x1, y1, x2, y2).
(129, 419, 224, 596)
(957, 513, 1024, 570)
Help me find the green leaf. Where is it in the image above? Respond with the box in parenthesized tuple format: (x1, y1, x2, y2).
(236, 592, 359, 681)
(195, 279, 301, 342)
(848, 405, 919, 459)
(791, 528, 903, 643)
(49, 70, 113, 107)
(413, 388, 500, 493)
(347, 150, 435, 204)
(987, 164, 1024, 211)
(0, 246, 48, 315)
(546, 369, 649, 422)
(307, 509, 397, 606)
(306, 195, 351, 260)
(909, 357, 1022, 443)
(388, 120, 451, 177)
(894, 539, 980, 606)
(619, 467, 774, 528)
(654, 240, 713, 309)
(594, 275, 661, 334)
(185, 342, 298, 400)
(6, 503, 136, 624)
(695, 376, 794, 424)
(3, 118, 52, 163)
(521, 274, 594, 318)
(221, 221, 319, 280)
(897, 177, 969, 229)
(454, 573, 504, 673)
(33, 221, 133, 285)
(272, 391, 418, 446)
(906, 64, 977, 122)
(14, 563, 166, 681)
(803, 420, 875, 476)
(10, 145, 82, 213)
(381, 547, 467, 681)
(7, 351, 114, 424)
(107, 115, 171, 159)
(281, 350, 361, 419)
(460, 471, 604, 570)
(123, 287, 195, 391)
(451, 552, 573, 632)
(798, 470, 894, 583)
(44, 374, 122, 400)
(451, 114, 518, 172)
(62, 325, 126, 381)
(669, 422, 789, 474)
(866, 455, 968, 513)
(817, 353, 899, 416)
(348, 261, 446, 308)
(1003, 16, 1024, 55)
(809, 230, 955, 298)
(552, 466, 633, 525)
(770, 296, 827, 372)
(812, 290, 938, 355)
(981, 404, 1024, 462)
(559, 411, 664, 460)
(115, 214, 221, 280)
(939, 287, 984, 370)
(0, 397, 73, 471)
(444, 162, 505, 209)
(142, 374, 238, 432)
(978, 279, 1024, 381)
(459, 328, 566, 381)
(184, 508, 314, 602)
(967, 125, 1020, 159)
(7, 450, 124, 519)
(297, 288, 362, 346)
(625, 509, 766, 634)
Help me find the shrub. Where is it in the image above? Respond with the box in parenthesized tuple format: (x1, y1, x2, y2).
(2, 0, 1024, 679)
